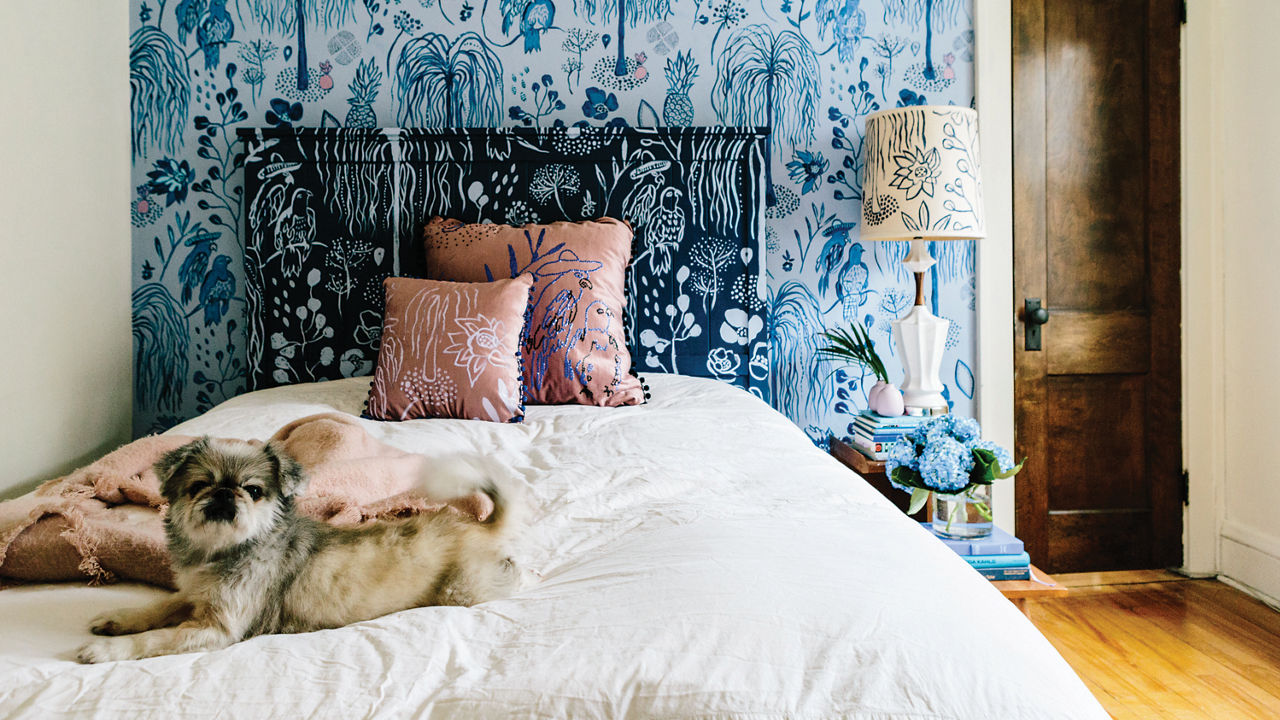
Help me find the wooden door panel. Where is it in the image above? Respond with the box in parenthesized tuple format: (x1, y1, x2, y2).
(1046, 375, 1147, 510)
(1013, 0, 1181, 572)
(1047, 511, 1152, 571)
(1046, 311, 1151, 375)
(1044, 0, 1149, 313)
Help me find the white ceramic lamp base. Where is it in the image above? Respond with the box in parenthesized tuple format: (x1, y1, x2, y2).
(893, 304, 950, 415)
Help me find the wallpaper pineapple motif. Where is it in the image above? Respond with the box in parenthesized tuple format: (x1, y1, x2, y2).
(129, 0, 976, 444)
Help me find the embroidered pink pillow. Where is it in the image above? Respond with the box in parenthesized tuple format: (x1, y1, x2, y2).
(365, 275, 533, 422)
(422, 217, 644, 407)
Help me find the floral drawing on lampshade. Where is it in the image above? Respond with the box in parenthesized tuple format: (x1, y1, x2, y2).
(861, 106, 985, 240)
(889, 146, 941, 201)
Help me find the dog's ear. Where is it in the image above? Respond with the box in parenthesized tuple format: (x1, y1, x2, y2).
(156, 438, 209, 501)
(262, 442, 307, 499)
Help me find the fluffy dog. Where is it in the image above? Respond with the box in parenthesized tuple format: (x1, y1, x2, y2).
(76, 438, 527, 663)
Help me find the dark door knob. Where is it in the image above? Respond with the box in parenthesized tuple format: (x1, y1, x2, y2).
(1024, 298, 1049, 351)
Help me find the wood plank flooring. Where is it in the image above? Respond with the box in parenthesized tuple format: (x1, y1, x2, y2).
(1022, 571, 1280, 718)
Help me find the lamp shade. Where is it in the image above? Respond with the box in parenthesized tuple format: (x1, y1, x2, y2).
(860, 106, 985, 242)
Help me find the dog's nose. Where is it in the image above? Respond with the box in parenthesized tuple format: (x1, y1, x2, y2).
(204, 488, 237, 522)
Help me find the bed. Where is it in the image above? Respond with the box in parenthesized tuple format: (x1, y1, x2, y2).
(0, 127, 1104, 718)
(0, 373, 1105, 718)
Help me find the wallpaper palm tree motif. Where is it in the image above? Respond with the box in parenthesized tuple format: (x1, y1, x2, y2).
(130, 0, 976, 445)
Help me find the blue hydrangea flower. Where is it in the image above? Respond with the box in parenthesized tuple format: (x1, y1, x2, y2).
(884, 415, 1016, 494)
(885, 440, 921, 491)
(918, 436, 974, 493)
(950, 416, 980, 443)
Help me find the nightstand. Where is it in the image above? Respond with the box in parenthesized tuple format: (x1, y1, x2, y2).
(828, 436, 927, 521)
(991, 566, 1068, 616)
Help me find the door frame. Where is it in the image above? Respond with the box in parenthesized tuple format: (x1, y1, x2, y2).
(973, 0, 1016, 534)
(974, 1, 1205, 571)
(1180, 1, 1224, 577)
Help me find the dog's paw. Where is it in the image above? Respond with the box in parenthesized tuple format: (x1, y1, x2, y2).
(89, 610, 138, 636)
(75, 637, 135, 664)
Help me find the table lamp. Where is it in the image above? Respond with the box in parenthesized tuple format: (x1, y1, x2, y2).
(860, 106, 985, 415)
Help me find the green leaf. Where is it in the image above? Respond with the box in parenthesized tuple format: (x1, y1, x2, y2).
(969, 448, 998, 485)
(968, 448, 1026, 483)
(891, 466, 924, 490)
(993, 457, 1027, 480)
(816, 324, 889, 383)
(908, 487, 930, 515)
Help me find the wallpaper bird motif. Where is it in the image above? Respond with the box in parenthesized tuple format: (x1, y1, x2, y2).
(129, 0, 976, 445)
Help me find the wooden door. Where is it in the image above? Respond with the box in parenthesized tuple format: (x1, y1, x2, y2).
(1012, 0, 1182, 572)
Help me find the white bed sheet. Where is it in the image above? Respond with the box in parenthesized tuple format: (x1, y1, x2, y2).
(0, 374, 1106, 719)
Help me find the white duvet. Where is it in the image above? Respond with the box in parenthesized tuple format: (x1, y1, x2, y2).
(0, 375, 1105, 719)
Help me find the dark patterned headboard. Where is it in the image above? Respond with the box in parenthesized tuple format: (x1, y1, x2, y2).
(238, 127, 769, 402)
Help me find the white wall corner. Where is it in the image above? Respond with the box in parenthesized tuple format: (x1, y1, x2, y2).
(1180, 0, 1226, 576)
(0, 1, 133, 498)
(1219, 522, 1280, 609)
(973, 0, 1016, 532)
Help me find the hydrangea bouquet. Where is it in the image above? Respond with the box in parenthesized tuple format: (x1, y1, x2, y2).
(885, 415, 1024, 537)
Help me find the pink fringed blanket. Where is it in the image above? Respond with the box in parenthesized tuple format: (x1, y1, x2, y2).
(0, 413, 491, 589)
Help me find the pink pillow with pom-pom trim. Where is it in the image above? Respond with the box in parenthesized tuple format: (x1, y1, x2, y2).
(365, 275, 534, 423)
(422, 216, 644, 407)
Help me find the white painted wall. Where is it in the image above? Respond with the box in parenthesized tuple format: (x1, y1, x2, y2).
(1217, 0, 1280, 604)
(0, 2, 132, 498)
(1184, 0, 1280, 605)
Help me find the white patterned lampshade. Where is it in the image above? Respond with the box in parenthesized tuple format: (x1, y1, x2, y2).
(860, 106, 985, 242)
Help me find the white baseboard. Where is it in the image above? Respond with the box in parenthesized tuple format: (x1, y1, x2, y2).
(1219, 520, 1280, 609)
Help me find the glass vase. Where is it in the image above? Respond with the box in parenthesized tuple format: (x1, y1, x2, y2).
(931, 485, 994, 539)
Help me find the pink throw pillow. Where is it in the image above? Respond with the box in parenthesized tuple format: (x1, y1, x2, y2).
(365, 275, 534, 422)
(422, 217, 644, 407)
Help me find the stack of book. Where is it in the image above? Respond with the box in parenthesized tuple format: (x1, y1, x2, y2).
(927, 524, 1031, 580)
(849, 411, 928, 460)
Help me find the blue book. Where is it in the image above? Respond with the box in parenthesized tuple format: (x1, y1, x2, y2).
(854, 423, 912, 436)
(976, 566, 1031, 581)
(963, 552, 1031, 569)
(854, 430, 908, 443)
(856, 413, 927, 430)
(923, 523, 1025, 556)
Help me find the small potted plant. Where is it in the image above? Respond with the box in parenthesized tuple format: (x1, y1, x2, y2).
(885, 415, 1024, 539)
(819, 324, 904, 416)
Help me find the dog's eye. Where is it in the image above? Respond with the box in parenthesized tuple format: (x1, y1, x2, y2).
(188, 481, 209, 497)
(245, 486, 263, 501)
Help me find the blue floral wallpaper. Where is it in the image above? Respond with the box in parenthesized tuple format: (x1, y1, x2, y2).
(129, 0, 976, 442)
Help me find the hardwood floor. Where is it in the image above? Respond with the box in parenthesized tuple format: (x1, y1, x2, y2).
(1022, 571, 1280, 718)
